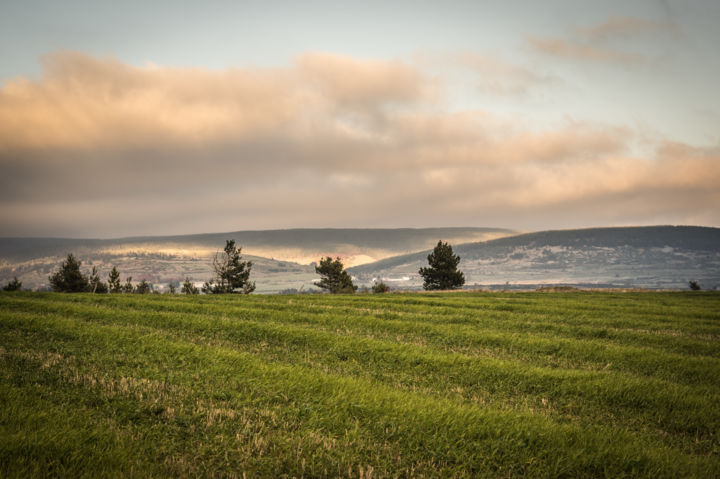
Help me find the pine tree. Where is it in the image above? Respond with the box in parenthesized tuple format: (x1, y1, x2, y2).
(314, 257, 357, 294)
(371, 281, 390, 293)
(49, 254, 89, 292)
(134, 280, 151, 294)
(88, 266, 108, 293)
(418, 241, 465, 290)
(203, 240, 255, 294)
(122, 277, 134, 293)
(108, 267, 122, 293)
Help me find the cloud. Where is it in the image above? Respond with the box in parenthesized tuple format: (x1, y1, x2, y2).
(0, 51, 718, 236)
(461, 53, 556, 95)
(528, 15, 679, 64)
(416, 51, 556, 96)
(296, 52, 432, 110)
(528, 37, 642, 63)
(0, 51, 430, 152)
(0, 52, 297, 150)
(574, 15, 679, 40)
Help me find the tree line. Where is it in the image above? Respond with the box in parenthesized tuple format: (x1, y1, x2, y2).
(6, 239, 466, 294)
(43, 240, 255, 295)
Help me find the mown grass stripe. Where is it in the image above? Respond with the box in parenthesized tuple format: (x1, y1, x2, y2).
(1, 301, 718, 451)
(11, 292, 719, 353)
(1, 291, 719, 477)
(2, 310, 717, 478)
(4, 294, 718, 391)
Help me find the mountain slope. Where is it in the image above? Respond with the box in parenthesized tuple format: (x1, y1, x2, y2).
(349, 226, 720, 290)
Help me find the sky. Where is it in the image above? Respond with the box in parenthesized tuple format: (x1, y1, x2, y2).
(1, 0, 719, 238)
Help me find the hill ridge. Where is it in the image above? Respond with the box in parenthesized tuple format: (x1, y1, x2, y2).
(349, 226, 720, 290)
(0, 226, 515, 292)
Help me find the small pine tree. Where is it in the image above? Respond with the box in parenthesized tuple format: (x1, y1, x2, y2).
(418, 241, 465, 291)
(371, 281, 390, 293)
(88, 266, 108, 293)
(167, 283, 177, 294)
(2, 277, 22, 291)
(134, 280, 151, 294)
(108, 267, 122, 293)
(314, 257, 357, 294)
(181, 277, 199, 295)
(49, 254, 89, 292)
(122, 277, 134, 293)
(203, 240, 255, 294)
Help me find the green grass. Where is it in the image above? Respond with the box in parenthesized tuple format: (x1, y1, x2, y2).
(1, 291, 718, 477)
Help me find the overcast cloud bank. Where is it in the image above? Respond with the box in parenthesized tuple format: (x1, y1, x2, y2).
(1, 50, 718, 237)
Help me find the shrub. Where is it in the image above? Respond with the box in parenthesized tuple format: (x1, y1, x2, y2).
(181, 277, 199, 295)
(122, 278, 134, 294)
(2, 277, 22, 291)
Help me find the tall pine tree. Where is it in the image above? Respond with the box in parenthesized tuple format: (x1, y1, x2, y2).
(418, 241, 465, 290)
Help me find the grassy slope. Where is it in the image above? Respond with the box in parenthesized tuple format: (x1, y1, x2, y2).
(1, 291, 718, 477)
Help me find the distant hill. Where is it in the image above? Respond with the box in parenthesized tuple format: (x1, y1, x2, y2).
(349, 226, 720, 290)
(5, 226, 716, 292)
(0, 227, 515, 292)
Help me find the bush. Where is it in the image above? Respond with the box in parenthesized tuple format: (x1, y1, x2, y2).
(122, 278, 134, 294)
(2, 277, 22, 291)
(278, 288, 299, 295)
(372, 281, 390, 293)
(181, 277, 199, 295)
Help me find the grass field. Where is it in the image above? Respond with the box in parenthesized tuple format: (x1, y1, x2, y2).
(1, 291, 718, 477)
